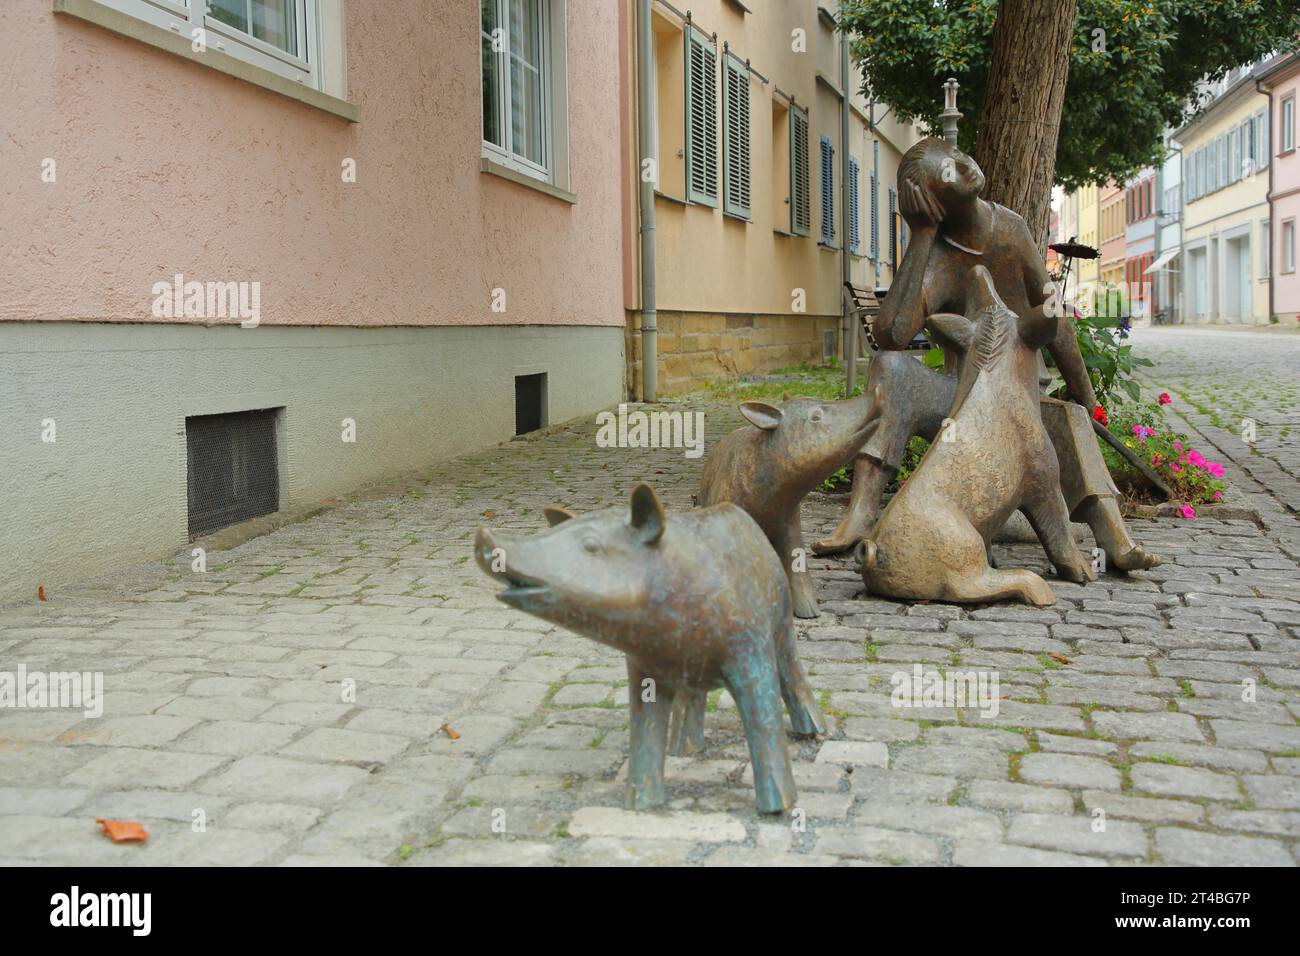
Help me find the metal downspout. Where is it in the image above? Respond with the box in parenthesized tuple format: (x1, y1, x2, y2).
(840, 5, 856, 396)
(637, 0, 658, 401)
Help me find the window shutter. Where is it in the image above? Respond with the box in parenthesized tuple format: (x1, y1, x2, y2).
(819, 135, 835, 244)
(1218, 134, 1228, 187)
(848, 157, 860, 255)
(870, 172, 878, 259)
(722, 57, 751, 219)
(888, 186, 897, 269)
(1259, 108, 1269, 162)
(685, 27, 719, 207)
(789, 106, 811, 236)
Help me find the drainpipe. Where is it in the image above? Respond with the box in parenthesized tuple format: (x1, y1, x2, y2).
(840, 5, 855, 396)
(637, 0, 658, 402)
(1256, 75, 1275, 324)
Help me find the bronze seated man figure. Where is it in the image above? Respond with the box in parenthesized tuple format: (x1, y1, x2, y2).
(812, 137, 1161, 575)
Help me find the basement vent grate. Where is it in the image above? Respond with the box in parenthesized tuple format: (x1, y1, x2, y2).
(186, 408, 280, 539)
(515, 373, 547, 436)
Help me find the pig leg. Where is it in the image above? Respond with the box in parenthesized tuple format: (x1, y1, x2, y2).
(771, 515, 818, 619)
(776, 621, 827, 737)
(625, 658, 673, 811)
(667, 688, 707, 756)
(1021, 487, 1096, 585)
(726, 652, 797, 814)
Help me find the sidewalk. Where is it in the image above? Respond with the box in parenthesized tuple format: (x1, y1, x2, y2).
(1, 339, 1297, 866)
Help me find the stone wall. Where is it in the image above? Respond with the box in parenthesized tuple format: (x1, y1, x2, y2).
(625, 311, 841, 397)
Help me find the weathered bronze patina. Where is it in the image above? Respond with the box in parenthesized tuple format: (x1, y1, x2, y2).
(698, 386, 883, 619)
(858, 266, 1095, 606)
(474, 483, 825, 813)
(811, 137, 1161, 576)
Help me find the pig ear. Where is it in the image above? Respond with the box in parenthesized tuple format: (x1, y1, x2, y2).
(544, 506, 577, 527)
(782, 391, 792, 402)
(629, 482, 665, 544)
(740, 401, 783, 431)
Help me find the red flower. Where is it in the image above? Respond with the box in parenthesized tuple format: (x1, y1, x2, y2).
(1158, 392, 1171, 405)
(1092, 404, 1108, 426)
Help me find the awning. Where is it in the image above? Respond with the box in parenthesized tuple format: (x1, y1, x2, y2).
(1145, 247, 1180, 274)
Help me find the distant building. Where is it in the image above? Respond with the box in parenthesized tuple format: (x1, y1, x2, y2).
(1097, 181, 1126, 314)
(1256, 52, 1300, 324)
(1124, 170, 1158, 322)
(1172, 66, 1272, 324)
(1150, 131, 1184, 323)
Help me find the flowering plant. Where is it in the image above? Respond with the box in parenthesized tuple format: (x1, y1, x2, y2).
(1101, 400, 1226, 517)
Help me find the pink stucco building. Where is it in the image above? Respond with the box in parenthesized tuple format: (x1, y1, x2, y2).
(0, 1, 627, 601)
(1258, 52, 1300, 323)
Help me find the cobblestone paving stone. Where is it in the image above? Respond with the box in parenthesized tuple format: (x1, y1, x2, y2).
(1, 329, 1298, 866)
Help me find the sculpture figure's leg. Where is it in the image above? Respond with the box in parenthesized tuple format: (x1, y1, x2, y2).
(1021, 487, 1096, 584)
(726, 652, 797, 814)
(625, 657, 673, 810)
(772, 514, 818, 619)
(813, 353, 955, 555)
(1041, 398, 1162, 572)
(944, 566, 1058, 608)
(775, 621, 826, 737)
(667, 688, 706, 756)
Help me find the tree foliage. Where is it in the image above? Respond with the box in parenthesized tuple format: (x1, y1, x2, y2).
(841, 0, 1300, 191)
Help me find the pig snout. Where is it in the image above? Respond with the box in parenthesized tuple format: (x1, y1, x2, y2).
(475, 526, 506, 579)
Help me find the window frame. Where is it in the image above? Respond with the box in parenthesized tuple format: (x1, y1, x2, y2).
(1283, 95, 1296, 154)
(91, 0, 321, 88)
(481, 0, 555, 184)
(1283, 218, 1297, 275)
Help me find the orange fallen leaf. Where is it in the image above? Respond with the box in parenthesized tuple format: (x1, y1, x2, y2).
(439, 723, 461, 740)
(482, 511, 496, 519)
(1050, 652, 1074, 665)
(37, 586, 46, 602)
(96, 819, 148, 844)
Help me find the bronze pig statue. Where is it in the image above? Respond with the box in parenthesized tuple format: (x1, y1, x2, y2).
(474, 482, 825, 814)
(857, 265, 1095, 607)
(699, 386, 883, 619)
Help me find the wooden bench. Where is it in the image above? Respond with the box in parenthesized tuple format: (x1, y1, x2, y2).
(844, 281, 929, 357)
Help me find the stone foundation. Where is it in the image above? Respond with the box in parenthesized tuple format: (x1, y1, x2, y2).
(625, 311, 841, 397)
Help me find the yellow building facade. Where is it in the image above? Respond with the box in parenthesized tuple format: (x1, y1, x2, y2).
(623, 0, 924, 396)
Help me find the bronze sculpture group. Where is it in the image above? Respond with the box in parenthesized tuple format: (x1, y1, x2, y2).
(474, 121, 1162, 814)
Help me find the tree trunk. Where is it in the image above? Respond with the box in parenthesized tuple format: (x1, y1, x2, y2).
(972, 0, 1077, 252)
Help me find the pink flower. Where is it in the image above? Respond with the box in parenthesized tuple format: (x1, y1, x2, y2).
(1179, 504, 1197, 520)
(1213, 491, 1222, 501)
(1132, 424, 1143, 436)
(1207, 462, 1225, 478)
(1170, 463, 1181, 473)
(1187, 450, 1205, 469)
(1173, 442, 1182, 452)
(1158, 393, 1172, 405)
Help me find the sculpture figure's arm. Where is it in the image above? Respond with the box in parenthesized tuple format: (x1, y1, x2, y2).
(872, 179, 941, 350)
(1017, 221, 1060, 351)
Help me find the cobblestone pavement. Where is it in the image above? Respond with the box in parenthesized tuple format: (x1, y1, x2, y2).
(2, 330, 1298, 866)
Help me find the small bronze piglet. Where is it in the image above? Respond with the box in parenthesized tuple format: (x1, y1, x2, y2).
(474, 483, 825, 814)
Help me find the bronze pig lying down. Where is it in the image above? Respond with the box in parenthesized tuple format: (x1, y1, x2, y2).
(475, 483, 826, 813)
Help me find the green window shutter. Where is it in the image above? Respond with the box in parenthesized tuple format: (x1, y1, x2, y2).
(848, 157, 860, 254)
(819, 134, 835, 244)
(870, 141, 879, 258)
(685, 27, 719, 207)
(789, 106, 811, 236)
(723, 57, 751, 219)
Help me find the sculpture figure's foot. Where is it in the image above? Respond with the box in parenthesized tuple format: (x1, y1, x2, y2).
(811, 459, 893, 556)
(1080, 496, 1164, 573)
(790, 571, 819, 619)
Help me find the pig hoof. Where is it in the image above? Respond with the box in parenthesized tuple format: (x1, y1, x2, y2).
(811, 533, 860, 556)
(792, 594, 820, 619)
(1024, 579, 1058, 607)
(788, 704, 827, 738)
(1110, 545, 1163, 573)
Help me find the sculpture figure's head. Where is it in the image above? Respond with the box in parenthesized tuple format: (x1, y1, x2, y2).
(897, 137, 985, 226)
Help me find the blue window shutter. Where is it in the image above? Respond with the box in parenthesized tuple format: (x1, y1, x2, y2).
(870, 140, 879, 260)
(819, 135, 835, 244)
(888, 186, 897, 269)
(848, 157, 860, 255)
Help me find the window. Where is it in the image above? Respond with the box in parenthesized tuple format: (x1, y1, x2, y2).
(1284, 219, 1296, 273)
(1284, 95, 1296, 153)
(685, 25, 719, 207)
(90, 0, 334, 90)
(789, 106, 811, 236)
(482, 0, 568, 185)
(723, 56, 751, 219)
(848, 156, 860, 254)
(819, 134, 835, 245)
(1262, 219, 1271, 278)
